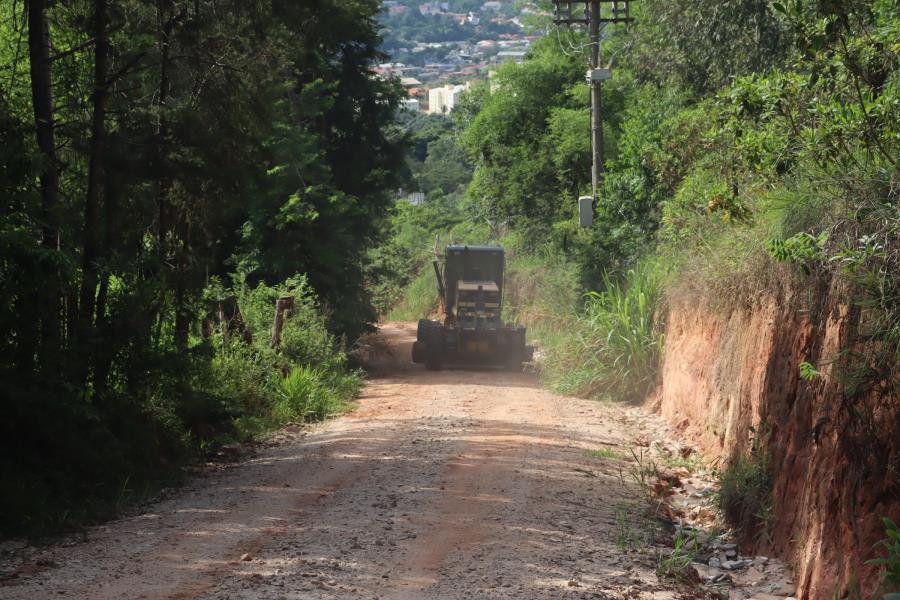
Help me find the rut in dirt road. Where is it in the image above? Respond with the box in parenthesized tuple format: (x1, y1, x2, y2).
(1, 322, 683, 599)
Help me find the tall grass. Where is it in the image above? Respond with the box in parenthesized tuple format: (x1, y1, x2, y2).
(273, 366, 362, 423)
(717, 435, 773, 544)
(542, 261, 665, 402)
(504, 249, 580, 327)
(387, 263, 439, 321)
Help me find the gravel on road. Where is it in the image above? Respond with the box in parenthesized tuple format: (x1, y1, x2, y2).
(1, 322, 687, 600)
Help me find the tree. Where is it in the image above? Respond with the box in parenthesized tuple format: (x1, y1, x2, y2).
(418, 134, 472, 195)
(629, 0, 790, 94)
(26, 0, 61, 375)
(461, 37, 619, 229)
(0, 0, 406, 534)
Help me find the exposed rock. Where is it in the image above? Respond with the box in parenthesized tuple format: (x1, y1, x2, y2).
(706, 572, 733, 585)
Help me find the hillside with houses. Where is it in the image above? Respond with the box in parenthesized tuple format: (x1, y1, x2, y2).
(377, 0, 538, 113)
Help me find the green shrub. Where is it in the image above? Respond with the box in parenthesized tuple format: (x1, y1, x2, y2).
(0, 379, 191, 536)
(660, 184, 801, 313)
(274, 366, 323, 422)
(197, 274, 363, 435)
(232, 415, 269, 442)
(503, 241, 580, 327)
(868, 517, 900, 593)
(207, 340, 280, 418)
(273, 366, 362, 423)
(328, 369, 365, 403)
(717, 432, 773, 542)
(656, 533, 700, 582)
(280, 312, 347, 372)
(660, 167, 749, 245)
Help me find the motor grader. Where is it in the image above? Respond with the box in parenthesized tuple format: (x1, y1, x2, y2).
(411, 245, 533, 371)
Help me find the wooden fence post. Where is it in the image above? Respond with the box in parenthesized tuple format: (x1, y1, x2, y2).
(270, 295, 295, 348)
(217, 300, 229, 343)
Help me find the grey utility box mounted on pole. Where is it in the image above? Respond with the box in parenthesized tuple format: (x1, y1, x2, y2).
(578, 196, 594, 228)
(587, 68, 612, 82)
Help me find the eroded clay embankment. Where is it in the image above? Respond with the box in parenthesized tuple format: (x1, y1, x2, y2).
(653, 281, 900, 598)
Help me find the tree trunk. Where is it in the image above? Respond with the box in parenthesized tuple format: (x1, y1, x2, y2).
(27, 0, 61, 375)
(155, 0, 173, 259)
(173, 218, 191, 352)
(13, 294, 37, 377)
(156, 0, 191, 353)
(92, 179, 120, 394)
(271, 296, 295, 349)
(174, 277, 189, 351)
(79, 0, 110, 360)
(217, 297, 232, 344)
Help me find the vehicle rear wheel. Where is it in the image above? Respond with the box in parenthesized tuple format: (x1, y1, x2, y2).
(411, 340, 425, 363)
(504, 351, 523, 372)
(423, 326, 444, 371)
(417, 319, 433, 341)
(503, 329, 526, 371)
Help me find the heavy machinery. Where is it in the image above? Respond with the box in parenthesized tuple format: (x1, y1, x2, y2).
(411, 245, 533, 371)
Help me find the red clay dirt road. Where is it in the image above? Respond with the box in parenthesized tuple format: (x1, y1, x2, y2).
(0, 322, 685, 599)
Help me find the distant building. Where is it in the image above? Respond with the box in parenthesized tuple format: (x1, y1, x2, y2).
(427, 84, 468, 114)
(482, 1, 502, 11)
(496, 50, 528, 63)
(400, 77, 423, 88)
(401, 98, 420, 112)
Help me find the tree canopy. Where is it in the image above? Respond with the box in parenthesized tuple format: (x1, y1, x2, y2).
(0, 0, 404, 534)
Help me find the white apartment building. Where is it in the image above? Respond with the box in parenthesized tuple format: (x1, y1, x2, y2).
(427, 84, 468, 114)
(401, 98, 421, 112)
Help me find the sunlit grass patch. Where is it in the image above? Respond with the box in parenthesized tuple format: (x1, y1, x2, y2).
(588, 447, 626, 460)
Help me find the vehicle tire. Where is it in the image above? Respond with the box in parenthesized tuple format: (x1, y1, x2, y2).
(411, 340, 425, 363)
(423, 327, 444, 371)
(504, 352, 523, 372)
(503, 329, 526, 371)
(417, 319, 433, 341)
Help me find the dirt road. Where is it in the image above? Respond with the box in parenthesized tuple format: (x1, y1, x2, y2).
(1, 322, 684, 599)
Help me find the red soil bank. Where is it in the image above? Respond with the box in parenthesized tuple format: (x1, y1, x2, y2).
(654, 280, 899, 598)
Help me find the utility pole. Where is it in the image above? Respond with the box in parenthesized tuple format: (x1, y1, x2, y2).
(589, 0, 602, 198)
(553, 1, 632, 225)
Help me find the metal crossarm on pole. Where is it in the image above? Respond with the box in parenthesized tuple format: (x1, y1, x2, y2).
(552, 0, 634, 26)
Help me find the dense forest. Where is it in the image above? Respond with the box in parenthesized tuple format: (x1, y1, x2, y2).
(0, 0, 404, 534)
